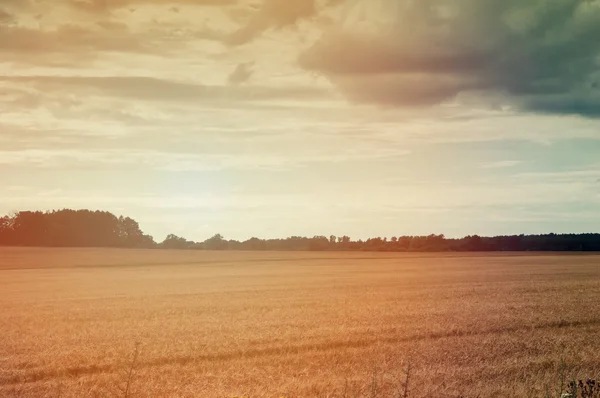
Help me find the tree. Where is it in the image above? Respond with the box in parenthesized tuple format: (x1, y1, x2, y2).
(0, 216, 13, 245)
(118, 216, 154, 247)
(161, 234, 191, 250)
(309, 236, 329, 251)
(0, 210, 155, 248)
(204, 234, 228, 250)
(242, 237, 266, 251)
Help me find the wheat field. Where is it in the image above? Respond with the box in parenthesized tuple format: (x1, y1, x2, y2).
(1, 248, 600, 397)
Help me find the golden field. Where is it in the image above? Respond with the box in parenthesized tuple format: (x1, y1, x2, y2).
(1, 248, 600, 397)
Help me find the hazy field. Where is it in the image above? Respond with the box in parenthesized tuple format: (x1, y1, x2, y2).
(1, 248, 600, 397)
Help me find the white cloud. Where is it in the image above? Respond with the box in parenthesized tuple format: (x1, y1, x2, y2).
(482, 160, 523, 169)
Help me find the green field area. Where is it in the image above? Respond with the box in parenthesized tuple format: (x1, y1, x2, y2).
(1, 248, 600, 397)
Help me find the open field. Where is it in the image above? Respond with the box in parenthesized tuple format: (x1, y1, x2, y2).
(1, 248, 600, 397)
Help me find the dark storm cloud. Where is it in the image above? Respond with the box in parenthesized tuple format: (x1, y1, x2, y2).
(525, 92, 600, 116)
(299, 0, 600, 117)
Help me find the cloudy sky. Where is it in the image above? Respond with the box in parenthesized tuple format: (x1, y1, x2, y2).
(1, 0, 600, 242)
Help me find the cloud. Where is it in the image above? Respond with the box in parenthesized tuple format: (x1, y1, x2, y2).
(0, 1, 233, 61)
(0, 75, 330, 103)
(228, 62, 254, 85)
(68, 0, 238, 13)
(525, 91, 600, 116)
(0, 24, 149, 56)
(298, 0, 600, 117)
(0, 141, 409, 171)
(515, 168, 600, 183)
(0, 8, 14, 24)
(2, 0, 338, 62)
(482, 160, 523, 169)
(0, 0, 30, 12)
(225, 0, 341, 45)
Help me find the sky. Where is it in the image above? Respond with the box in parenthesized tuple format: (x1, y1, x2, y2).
(1, 0, 600, 242)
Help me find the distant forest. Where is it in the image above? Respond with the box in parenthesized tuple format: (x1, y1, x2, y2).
(1, 209, 600, 252)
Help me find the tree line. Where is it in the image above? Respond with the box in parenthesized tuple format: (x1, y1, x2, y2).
(1, 209, 600, 251)
(0, 210, 155, 248)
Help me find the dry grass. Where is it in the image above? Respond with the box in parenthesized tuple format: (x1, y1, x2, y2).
(1, 248, 600, 397)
